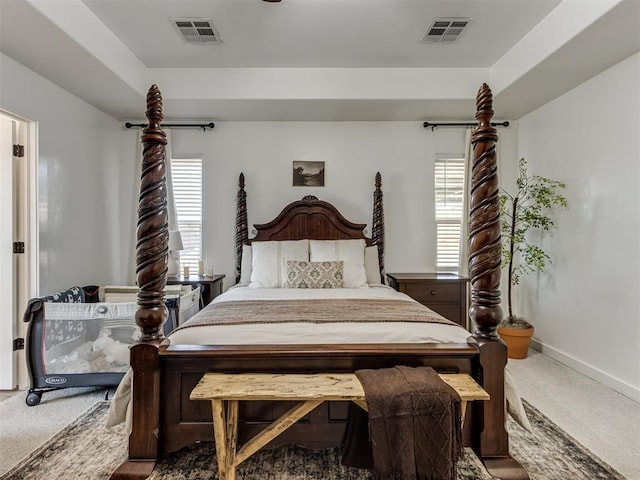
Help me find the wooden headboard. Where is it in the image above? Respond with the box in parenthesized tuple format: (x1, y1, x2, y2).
(235, 173, 385, 283)
(252, 196, 369, 242)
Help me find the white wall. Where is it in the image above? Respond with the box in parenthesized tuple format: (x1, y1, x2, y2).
(0, 53, 127, 294)
(0, 51, 514, 297)
(168, 122, 506, 289)
(516, 52, 640, 399)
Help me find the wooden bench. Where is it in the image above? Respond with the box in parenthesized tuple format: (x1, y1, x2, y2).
(190, 372, 489, 480)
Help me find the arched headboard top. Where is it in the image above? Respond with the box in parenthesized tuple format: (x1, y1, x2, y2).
(251, 195, 371, 244)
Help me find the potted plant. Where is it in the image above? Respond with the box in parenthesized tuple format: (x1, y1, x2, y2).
(498, 158, 568, 358)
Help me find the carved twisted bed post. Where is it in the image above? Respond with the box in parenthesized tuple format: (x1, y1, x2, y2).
(136, 85, 169, 341)
(235, 173, 248, 284)
(469, 83, 502, 340)
(372, 172, 385, 283)
(469, 84, 528, 479)
(111, 84, 168, 479)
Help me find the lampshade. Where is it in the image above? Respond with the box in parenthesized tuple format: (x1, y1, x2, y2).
(168, 230, 184, 252)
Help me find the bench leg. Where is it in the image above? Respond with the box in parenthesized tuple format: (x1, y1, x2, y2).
(211, 400, 238, 480)
(461, 400, 468, 428)
(235, 400, 323, 465)
(226, 400, 239, 474)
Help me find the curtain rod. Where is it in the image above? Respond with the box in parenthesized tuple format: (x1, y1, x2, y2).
(124, 122, 215, 131)
(423, 121, 509, 131)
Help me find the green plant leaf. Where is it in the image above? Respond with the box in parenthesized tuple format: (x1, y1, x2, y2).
(501, 158, 568, 320)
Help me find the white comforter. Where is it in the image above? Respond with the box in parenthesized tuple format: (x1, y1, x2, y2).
(107, 285, 530, 431)
(167, 285, 472, 346)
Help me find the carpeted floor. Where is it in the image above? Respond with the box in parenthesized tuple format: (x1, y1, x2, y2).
(0, 399, 625, 480)
(0, 387, 108, 476)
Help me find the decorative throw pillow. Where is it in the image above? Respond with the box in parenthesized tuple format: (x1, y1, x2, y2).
(286, 260, 344, 289)
(309, 239, 368, 288)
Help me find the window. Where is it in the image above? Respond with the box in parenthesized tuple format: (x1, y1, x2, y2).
(434, 157, 465, 272)
(171, 157, 202, 272)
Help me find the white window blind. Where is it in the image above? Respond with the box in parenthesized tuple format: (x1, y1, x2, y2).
(171, 157, 202, 272)
(434, 157, 465, 272)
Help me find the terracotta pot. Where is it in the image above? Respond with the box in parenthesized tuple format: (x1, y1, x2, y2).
(497, 325, 534, 359)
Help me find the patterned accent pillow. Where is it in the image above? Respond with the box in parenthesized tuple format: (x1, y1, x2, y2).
(286, 261, 344, 289)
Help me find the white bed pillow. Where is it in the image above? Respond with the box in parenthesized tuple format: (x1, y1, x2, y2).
(365, 245, 383, 285)
(250, 240, 309, 288)
(309, 239, 368, 288)
(239, 245, 252, 285)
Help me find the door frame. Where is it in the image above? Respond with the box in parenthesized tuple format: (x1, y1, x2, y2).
(1, 108, 38, 389)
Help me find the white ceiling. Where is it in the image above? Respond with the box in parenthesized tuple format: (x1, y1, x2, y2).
(82, 0, 559, 68)
(0, 0, 638, 122)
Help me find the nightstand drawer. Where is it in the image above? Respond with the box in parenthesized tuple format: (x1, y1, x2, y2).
(404, 283, 460, 303)
(387, 273, 469, 328)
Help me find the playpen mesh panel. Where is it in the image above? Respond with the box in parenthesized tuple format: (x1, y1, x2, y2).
(38, 288, 200, 375)
(42, 302, 138, 374)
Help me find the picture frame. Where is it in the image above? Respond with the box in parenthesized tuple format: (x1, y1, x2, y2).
(292, 161, 325, 187)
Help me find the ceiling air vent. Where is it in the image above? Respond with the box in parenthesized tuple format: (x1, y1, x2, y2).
(171, 18, 221, 44)
(421, 18, 472, 43)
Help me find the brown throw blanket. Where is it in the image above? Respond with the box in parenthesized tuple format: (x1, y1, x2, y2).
(172, 298, 456, 331)
(346, 366, 463, 480)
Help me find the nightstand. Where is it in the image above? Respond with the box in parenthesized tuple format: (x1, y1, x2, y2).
(167, 274, 225, 307)
(386, 273, 469, 328)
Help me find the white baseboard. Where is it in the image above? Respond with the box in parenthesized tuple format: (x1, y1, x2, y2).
(530, 339, 640, 403)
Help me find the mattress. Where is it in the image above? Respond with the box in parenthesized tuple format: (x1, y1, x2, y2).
(167, 285, 471, 346)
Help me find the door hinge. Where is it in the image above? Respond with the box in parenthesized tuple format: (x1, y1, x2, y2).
(13, 338, 25, 351)
(13, 242, 25, 254)
(13, 144, 24, 157)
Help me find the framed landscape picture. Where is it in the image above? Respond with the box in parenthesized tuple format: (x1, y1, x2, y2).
(293, 161, 325, 187)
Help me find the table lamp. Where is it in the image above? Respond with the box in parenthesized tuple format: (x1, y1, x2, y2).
(167, 230, 184, 276)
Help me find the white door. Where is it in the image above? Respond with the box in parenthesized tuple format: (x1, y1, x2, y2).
(0, 115, 16, 388)
(0, 113, 35, 390)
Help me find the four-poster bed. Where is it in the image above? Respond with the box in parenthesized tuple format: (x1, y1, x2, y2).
(110, 83, 528, 479)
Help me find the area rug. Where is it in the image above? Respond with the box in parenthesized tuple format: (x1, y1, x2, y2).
(1, 400, 625, 480)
